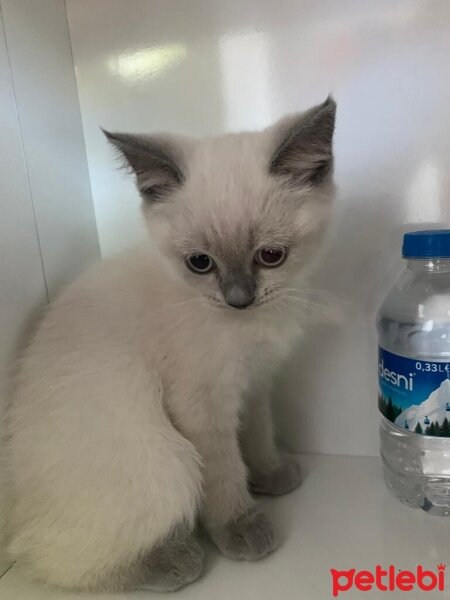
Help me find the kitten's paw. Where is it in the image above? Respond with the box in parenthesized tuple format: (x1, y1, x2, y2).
(250, 459, 302, 496)
(209, 509, 275, 561)
(139, 536, 204, 592)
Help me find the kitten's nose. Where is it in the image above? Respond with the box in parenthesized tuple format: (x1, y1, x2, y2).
(225, 285, 255, 309)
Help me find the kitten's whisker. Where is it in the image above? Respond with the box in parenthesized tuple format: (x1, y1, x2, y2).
(283, 297, 323, 309)
(280, 287, 348, 305)
(281, 289, 331, 299)
(270, 301, 283, 314)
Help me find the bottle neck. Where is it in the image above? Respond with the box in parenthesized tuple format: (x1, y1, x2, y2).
(406, 258, 450, 273)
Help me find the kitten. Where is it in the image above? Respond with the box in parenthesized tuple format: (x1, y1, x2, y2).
(5, 97, 336, 592)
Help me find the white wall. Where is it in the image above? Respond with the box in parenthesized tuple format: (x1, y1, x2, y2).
(0, 3, 47, 434)
(0, 0, 99, 564)
(66, 0, 450, 456)
(0, 0, 99, 403)
(1, 0, 100, 299)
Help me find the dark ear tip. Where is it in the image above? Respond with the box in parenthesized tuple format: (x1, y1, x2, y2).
(101, 129, 128, 150)
(323, 94, 337, 112)
(101, 127, 115, 141)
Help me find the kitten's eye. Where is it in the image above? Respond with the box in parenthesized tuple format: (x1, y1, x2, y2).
(185, 254, 215, 274)
(254, 247, 287, 268)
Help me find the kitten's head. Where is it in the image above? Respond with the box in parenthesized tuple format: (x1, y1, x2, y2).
(105, 97, 336, 312)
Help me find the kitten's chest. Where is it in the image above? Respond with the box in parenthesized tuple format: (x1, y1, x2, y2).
(156, 314, 300, 395)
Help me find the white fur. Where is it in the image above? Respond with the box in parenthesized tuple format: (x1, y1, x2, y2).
(5, 101, 335, 591)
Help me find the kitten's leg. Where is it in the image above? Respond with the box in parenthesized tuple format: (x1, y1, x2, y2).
(178, 401, 276, 561)
(241, 386, 302, 496)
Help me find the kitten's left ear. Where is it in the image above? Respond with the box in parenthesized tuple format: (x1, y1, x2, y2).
(269, 96, 336, 187)
(103, 130, 185, 202)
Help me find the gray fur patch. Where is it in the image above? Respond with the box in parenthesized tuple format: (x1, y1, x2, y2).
(218, 267, 257, 308)
(269, 95, 336, 186)
(103, 130, 184, 201)
(137, 535, 204, 592)
(250, 459, 302, 496)
(209, 509, 276, 560)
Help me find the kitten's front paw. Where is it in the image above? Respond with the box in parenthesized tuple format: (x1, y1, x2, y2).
(209, 509, 275, 561)
(250, 459, 302, 496)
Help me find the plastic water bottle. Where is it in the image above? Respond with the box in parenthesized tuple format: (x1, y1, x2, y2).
(377, 230, 450, 515)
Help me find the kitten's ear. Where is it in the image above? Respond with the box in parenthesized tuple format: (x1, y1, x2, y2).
(269, 96, 336, 187)
(103, 130, 185, 201)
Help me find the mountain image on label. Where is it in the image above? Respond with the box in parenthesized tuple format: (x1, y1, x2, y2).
(395, 379, 450, 432)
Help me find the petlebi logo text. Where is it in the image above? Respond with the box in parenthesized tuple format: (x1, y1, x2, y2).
(330, 564, 446, 597)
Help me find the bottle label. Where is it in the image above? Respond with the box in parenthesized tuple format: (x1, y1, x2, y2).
(378, 347, 450, 435)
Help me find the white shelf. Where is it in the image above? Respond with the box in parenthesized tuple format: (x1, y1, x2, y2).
(1, 454, 449, 599)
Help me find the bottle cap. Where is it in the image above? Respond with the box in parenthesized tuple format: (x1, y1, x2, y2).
(402, 230, 450, 259)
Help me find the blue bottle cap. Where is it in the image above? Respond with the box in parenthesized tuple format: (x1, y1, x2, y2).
(402, 230, 450, 259)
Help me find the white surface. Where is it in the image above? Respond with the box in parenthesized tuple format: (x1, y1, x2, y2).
(1, 0, 99, 299)
(1, 454, 449, 599)
(66, 0, 450, 457)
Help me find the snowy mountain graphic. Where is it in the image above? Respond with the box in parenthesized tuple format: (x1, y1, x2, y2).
(395, 379, 450, 431)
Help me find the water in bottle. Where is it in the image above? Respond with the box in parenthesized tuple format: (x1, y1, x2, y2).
(377, 230, 450, 515)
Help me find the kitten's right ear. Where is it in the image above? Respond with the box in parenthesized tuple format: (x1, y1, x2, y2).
(102, 130, 185, 202)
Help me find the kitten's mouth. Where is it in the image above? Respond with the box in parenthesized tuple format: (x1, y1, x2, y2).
(225, 300, 254, 310)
